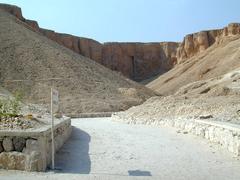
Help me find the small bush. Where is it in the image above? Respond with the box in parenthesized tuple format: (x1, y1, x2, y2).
(0, 92, 22, 119)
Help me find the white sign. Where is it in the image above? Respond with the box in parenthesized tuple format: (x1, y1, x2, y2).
(52, 88, 59, 113)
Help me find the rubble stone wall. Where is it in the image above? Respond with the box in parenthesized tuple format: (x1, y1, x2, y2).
(0, 117, 72, 171)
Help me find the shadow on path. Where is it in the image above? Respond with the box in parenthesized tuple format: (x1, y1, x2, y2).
(128, 170, 152, 176)
(55, 126, 91, 174)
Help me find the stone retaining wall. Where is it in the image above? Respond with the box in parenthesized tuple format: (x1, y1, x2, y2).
(160, 119, 240, 156)
(0, 117, 72, 171)
(113, 114, 240, 156)
(68, 112, 113, 118)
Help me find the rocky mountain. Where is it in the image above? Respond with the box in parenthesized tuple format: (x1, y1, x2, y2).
(113, 68, 240, 127)
(0, 4, 174, 82)
(1, 1, 240, 144)
(0, 4, 179, 81)
(0, 4, 240, 81)
(0, 5, 155, 115)
(1, 4, 239, 82)
(113, 36, 240, 125)
(147, 34, 240, 95)
(176, 23, 240, 62)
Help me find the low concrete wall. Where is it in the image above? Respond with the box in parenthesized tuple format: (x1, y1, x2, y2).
(68, 112, 114, 118)
(163, 119, 240, 156)
(113, 114, 240, 157)
(0, 117, 72, 171)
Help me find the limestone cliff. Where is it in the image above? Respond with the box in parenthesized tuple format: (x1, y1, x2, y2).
(1, 4, 240, 81)
(0, 4, 179, 81)
(176, 23, 240, 62)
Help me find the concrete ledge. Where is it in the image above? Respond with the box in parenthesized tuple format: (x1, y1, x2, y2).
(196, 120, 240, 133)
(0, 117, 71, 137)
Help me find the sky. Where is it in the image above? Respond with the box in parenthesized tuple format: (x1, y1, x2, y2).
(1, 0, 240, 43)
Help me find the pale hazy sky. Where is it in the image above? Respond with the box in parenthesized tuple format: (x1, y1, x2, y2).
(2, 0, 240, 43)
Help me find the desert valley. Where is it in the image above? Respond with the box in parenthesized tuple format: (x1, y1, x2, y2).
(0, 3, 240, 180)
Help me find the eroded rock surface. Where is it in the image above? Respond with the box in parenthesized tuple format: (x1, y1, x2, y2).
(1, 4, 240, 81)
(176, 23, 240, 63)
(0, 152, 26, 170)
(0, 4, 177, 81)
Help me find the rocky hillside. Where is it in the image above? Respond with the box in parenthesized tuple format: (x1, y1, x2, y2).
(1, 4, 239, 82)
(0, 4, 179, 81)
(147, 34, 240, 95)
(113, 68, 240, 125)
(176, 23, 240, 62)
(0, 7, 156, 115)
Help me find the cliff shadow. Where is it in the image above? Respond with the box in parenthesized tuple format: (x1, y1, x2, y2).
(55, 126, 91, 174)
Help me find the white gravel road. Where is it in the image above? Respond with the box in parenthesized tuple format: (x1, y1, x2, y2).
(1, 117, 240, 180)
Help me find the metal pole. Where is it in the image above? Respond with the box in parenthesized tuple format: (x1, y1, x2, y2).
(51, 88, 55, 170)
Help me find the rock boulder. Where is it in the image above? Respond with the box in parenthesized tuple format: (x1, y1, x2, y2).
(13, 137, 26, 152)
(2, 137, 14, 152)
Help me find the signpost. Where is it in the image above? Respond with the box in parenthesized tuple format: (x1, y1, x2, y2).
(51, 88, 59, 170)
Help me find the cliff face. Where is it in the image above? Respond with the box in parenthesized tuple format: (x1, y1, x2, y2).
(101, 42, 179, 80)
(176, 23, 240, 63)
(33, 30, 180, 80)
(38, 31, 179, 80)
(1, 4, 240, 81)
(0, 4, 179, 81)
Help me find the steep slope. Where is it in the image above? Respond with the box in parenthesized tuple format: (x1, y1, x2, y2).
(113, 68, 240, 125)
(147, 35, 240, 95)
(1, 4, 240, 82)
(0, 4, 179, 81)
(176, 23, 240, 62)
(0, 8, 155, 115)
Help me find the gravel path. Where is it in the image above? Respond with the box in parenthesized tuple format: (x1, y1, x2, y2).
(1, 117, 240, 179)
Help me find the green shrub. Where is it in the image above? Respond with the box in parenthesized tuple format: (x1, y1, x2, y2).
(0, 92, 22, 119)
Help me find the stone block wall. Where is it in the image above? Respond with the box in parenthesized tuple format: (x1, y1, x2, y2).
(162, 119, 240, 156)
(0, 117, 72, 171)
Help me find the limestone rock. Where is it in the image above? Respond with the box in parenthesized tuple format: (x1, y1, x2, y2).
(2, 137, 14, 152)
(0, 4, 180, 81)
(25, 20, 39, 32)
(1, 4, 240, 80)
(227, 23, 240, 35)
(13, 137, 26, 152)
(102, 42, 179, 80)
(0, 3, 24, 20)
(118, 88, 139, 98)
(0, 152, 26, 170)
(25, 151, 42, 171)
(195, 31, 209, 52)
(176, 23, 240, 63)
(23, 139, 39, 154)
